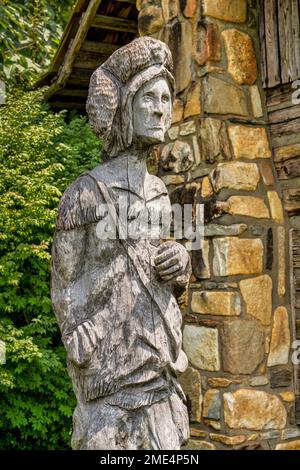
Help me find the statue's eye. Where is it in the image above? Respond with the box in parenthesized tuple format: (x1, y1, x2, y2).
(162, 94, 170, 103)
(144, 93, 154, 102)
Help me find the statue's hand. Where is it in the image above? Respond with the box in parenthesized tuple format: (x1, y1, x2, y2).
(153, 240, 191, 286)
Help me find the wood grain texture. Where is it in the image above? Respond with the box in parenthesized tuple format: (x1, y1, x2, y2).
(264, 0, 280, 87)
(283, 189, 300, 215)
(261, 0, 300, 87)
(91, 14, 138, 32)
(276, 157, 300, 180)
(259, 0, 267, 88)
(80, 40, 120, 54)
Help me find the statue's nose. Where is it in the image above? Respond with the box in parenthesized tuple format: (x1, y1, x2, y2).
(154, 100, 164, 117)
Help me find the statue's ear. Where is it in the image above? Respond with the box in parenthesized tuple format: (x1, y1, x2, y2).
(86, 68, 118, 146)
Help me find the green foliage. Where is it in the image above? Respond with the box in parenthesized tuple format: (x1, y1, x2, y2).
(0, 0, 75, 87)
(0, 89, 101, 449)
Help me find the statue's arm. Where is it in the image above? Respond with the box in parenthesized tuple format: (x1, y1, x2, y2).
(51, 174, 108, 368)
(51, 227, 101, 369)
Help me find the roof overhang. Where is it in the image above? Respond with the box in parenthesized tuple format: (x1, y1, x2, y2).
(35, 0, 138, 111)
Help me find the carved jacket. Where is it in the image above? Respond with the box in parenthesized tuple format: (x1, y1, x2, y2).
(51, 155, 190, 409)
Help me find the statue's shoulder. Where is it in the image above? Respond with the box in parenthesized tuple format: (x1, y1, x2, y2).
(89, 157, 122, 186)
(56, 166, 104, 231)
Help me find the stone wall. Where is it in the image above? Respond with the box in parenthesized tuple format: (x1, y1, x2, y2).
(138, 0, 300, 450)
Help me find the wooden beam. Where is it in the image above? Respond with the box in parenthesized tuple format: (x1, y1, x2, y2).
(91, 14, 137, 33)
(269, 105, 300, 124)
(44, 0, 103, 100)
(80, 40, 120, 54)
(271, 117, 300, 137)
(49, 100, 86, 110)
(259, 0, 267, 88)
(74, 52, 107, 70)
(68, 77, 91, 87)
(276, 157, 300, 180)
(55, 88, 88, 97)
(68, 69, 92, 87)
(291, 0, 300, 80)
(296, 319, 300, 339)
(264, 0, 280, 87)
(278, 0, 292, 83)
(283, 188, 300, 215)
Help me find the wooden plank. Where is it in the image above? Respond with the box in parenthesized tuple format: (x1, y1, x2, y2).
(74, 51, 108, 69)
(271, 131, 300, 149)
(293, 257, 300, 269)
(291, 0, 300, 80)
(259, 0, 267, 88)
(267, 100, 299, 115)
(68, 69, 93, 87)
(276, 157, 300, 179)
(91, 14, 137, 33)
(265, 0, 280, 87)
(270, 117, 300, 137)
(269, 105, 300, 123)
(66, 77, 91, 87)
(283, 188, 300, 214)
(278, 0, 292, 83)
(296, 319, 300, 339)
(80, 40, 120, 54)
(266, 86, 295, 116)
(266, 83, 292, 105)
(287, 0, 295, 81)
(296, 292, 300, 308)
(293, 230, 300, 244)
(268, 99, 295, 114)
(277, 0, 288, 83)
(55, 88, 88, 97)
(49, 100, 86, 110)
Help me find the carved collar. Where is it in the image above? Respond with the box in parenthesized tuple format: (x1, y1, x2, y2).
(90, 156, 168, 202)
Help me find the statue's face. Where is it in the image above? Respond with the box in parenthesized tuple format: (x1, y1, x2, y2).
(132, 77, 172, 146)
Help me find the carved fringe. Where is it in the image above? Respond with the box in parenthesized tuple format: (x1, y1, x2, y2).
(106, 389, 170, 410)
(56, 176, 103, 231)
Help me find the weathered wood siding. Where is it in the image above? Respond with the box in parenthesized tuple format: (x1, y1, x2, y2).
(260, 0, 300, 88)
(260, 0, 300, 420)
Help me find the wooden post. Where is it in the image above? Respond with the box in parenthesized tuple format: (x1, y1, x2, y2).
(44, 0, 103, 100)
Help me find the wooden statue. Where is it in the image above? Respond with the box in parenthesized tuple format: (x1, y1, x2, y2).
(51, 37, 191, 450)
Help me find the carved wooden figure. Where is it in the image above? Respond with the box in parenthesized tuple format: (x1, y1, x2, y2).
(51, 37, 191, 450)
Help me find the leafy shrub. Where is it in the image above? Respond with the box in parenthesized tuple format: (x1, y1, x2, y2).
(0, 0, 75, 87)
(0, 89, 101, 449)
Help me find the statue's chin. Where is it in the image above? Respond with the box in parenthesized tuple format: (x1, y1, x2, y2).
(133, 131, 167, 147)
